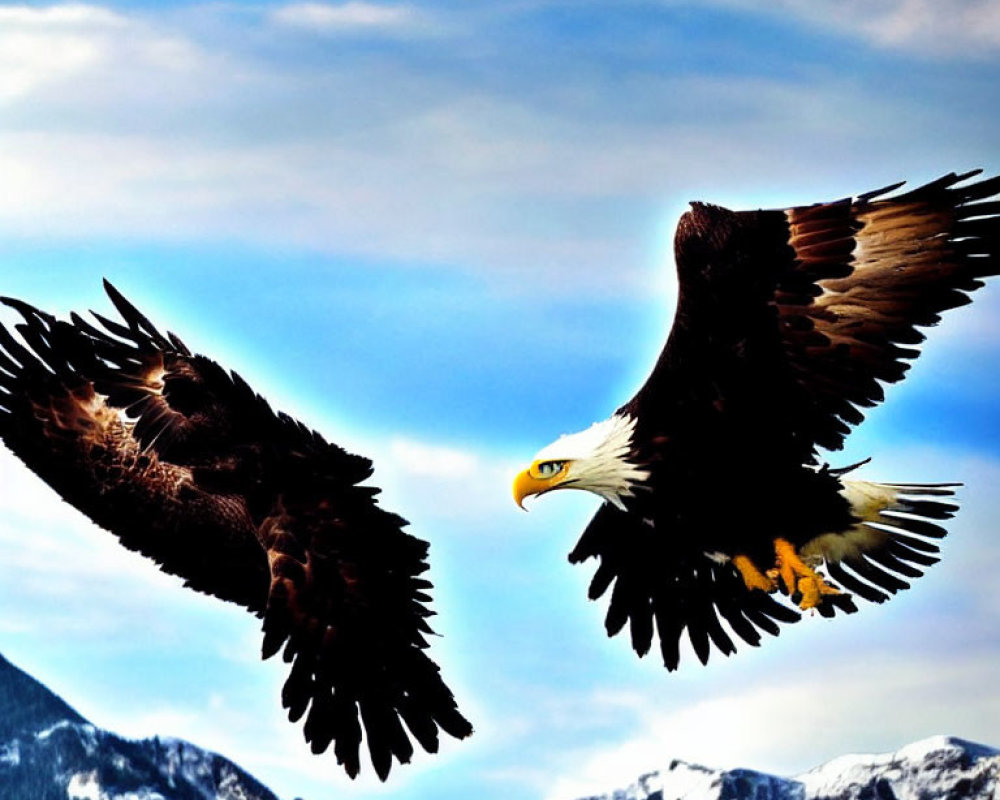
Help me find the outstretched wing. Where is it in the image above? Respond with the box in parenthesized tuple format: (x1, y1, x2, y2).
(0, 291, 269, 609)
(573, 171, 999, 669)
(568, 503, 804, 671)
(0, 281, 471, 779)
(637, 169, 1000, 458)
(773, 170, 1000, 452)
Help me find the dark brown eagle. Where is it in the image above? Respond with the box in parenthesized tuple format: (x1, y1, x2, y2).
(513, 170, 999, 670)
(0, 281, 472, 780)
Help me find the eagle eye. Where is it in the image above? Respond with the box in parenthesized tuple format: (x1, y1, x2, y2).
(535, 460, 565, 479)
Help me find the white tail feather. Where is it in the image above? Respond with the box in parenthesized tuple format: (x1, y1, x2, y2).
(801, 480, 959, 603)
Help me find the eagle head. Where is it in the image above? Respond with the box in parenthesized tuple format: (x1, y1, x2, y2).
(513, 414, 650, 511)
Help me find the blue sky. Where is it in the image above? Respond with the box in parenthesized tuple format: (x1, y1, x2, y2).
(0, 2, 998, 799)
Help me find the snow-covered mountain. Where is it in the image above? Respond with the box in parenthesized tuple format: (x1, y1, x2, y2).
(577, 735, 1000, 800)
(0, 652, 280, 800)
(4, 648, 998, 800)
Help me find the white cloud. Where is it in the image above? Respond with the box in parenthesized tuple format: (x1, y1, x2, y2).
(709, 0, 1000, 56)
(389, 437, 479, 476)
(0, 3, 124, 28)
(271, 2, 423, 32)
(851, 0, 1000, 54)
(357, 435, 527, 526)
(0, 3, 210, 105)
(0, 32, 100, 102)
(0, 77, 954, 288)
(0, 5, 116, 103)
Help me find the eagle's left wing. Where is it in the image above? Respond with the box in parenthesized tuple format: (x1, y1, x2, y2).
(0, 282, 472, 780)
(568, 503, 804, 670)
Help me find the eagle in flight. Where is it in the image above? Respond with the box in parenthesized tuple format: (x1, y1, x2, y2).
(514, 170, 999, 670)
(0, 281, 472, 780)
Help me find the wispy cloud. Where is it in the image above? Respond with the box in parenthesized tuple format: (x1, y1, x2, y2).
(0, 3, 206, 105)
(389, 437, 479, 476)
(0, 4, 121, 103)
(830, 0, 1000, 55)
(708, 0, 1000, 56)
(0, 3, 124, 27)
(270, 2, 426, 33)
(351, 436, 523, 526)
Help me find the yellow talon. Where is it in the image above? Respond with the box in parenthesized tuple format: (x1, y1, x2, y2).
(773, 538, 840, 610)
(733, 554, 776, 593)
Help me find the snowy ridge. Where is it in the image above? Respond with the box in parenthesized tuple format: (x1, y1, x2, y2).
(798, 736, 999, 800)
(2, 716, 279, 800)
(577, 735, 1000, 800)
(0, 653, 279, 800)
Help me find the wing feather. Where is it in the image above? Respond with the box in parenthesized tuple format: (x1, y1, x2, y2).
(776, 172, 1000, 451)
(0, 282, 471, 780)
(0, 299, 267, 609)
(570, 504, 800, 671)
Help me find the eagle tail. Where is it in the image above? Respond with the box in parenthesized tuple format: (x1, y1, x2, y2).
(806, 480, 959, 605)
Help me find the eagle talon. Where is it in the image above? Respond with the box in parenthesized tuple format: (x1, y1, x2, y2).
(733, 554, 777, 593)
(765, 567, 782, 588)
(773, 538, 840, 610)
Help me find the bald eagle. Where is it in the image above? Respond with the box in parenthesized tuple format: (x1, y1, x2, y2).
(514, 170, 1000, 670)
(0, 281, 472, 780)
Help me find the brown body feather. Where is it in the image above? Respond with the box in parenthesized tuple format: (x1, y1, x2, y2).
(569, 171, 999, 670)
(0, 281, 472, 781)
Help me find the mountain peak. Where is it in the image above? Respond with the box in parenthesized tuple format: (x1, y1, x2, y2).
(798, 735, 1000, 800)
(0, 653, 86, 741)
(0, 652, 280, 800)
(578, 735, 1000, 800)
(895, 734, 1000, 761)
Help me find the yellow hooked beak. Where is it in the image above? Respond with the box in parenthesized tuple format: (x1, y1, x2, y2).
(512, 461, 572, 510)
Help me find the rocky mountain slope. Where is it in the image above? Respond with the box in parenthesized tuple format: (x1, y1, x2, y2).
(0, 652, 279, 800)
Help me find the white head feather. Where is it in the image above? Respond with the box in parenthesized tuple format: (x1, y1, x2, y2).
(533, 414, 650, 510)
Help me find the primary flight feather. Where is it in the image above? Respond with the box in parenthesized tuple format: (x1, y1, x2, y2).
(0, 281, 472, 780)
(514, 170, 1000, 670)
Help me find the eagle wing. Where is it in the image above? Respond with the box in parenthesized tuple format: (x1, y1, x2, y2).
(638, 169, 1000, 456)
(571, 171, 999, 670)
(770, 170, 1000, 452)
(0, 281, 471, 780)
(569, 503, 803, 670)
